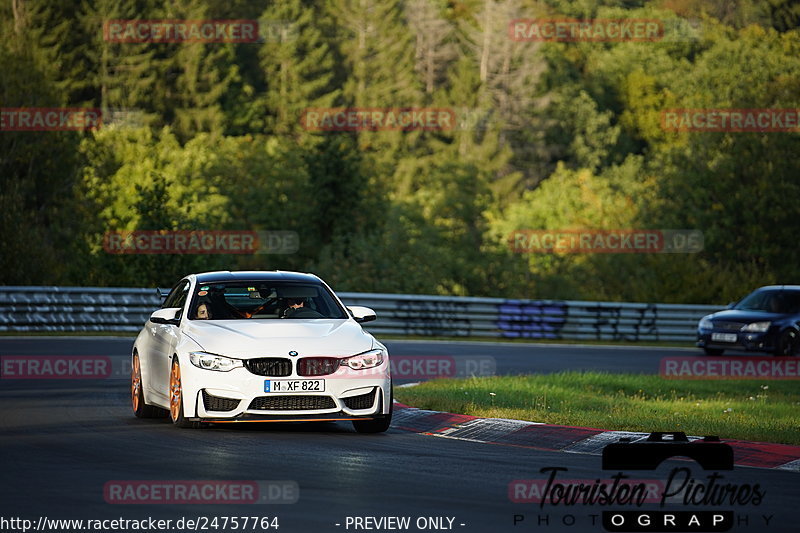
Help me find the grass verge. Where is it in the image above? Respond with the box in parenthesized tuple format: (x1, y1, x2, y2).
(394, 372, 800, 445)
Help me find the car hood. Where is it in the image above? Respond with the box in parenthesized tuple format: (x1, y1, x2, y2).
(707, 309, 783, 323)
(182, 319, 374, 358)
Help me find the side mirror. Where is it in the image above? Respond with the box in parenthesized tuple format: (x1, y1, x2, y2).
(150, 307, 181, 325)
(348, 306, 377, 323)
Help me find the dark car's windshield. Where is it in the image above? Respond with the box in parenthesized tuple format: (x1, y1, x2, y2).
(189, 281, 348, 320)
(734, 290, 800, 314)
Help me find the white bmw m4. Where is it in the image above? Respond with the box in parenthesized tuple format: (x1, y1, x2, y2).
(131, 271, 392, 432)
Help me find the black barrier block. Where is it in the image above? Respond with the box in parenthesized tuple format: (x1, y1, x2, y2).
(603, 432, 734, 470)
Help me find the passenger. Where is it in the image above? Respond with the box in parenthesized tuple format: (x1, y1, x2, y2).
(196, 303, 212, 320)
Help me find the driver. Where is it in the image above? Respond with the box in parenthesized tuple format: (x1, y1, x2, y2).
(282, 298, 306, 318)
(768, 294, 783, 313)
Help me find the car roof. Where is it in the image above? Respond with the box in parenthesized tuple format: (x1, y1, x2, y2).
(192, 271, 322, 284)
(754, 285, 800, 291)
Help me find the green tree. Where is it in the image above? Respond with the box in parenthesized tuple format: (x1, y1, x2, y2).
(257, 0, 340, 138)
(0, 6, 87, 284)
(326, 0, 423, 163)
(647, 24, 800, 295)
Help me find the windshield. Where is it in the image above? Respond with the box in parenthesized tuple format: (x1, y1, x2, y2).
(189, 281, 347, 320)
(734, 290, 800, 314)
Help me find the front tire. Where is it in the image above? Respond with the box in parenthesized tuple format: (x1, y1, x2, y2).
(353, 387, 393, 434)
(703, 347, 724, 356)
(132, 352, 166, 418)
(775, 330, 798, 356)
(170, 357, 198, 428)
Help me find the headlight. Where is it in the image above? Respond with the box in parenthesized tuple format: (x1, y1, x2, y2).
(699, 318, 714, 330)
(341, 349, 384, 370)
(741, 321, 771, 333)
(189, 351, 243, 372)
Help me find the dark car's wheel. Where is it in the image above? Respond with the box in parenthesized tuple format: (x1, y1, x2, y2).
(132, 353, 167, 418)
(170, 357, 199, 428)
(353, 388, 393, 434)
(703, 347, 724, 356)
(774, 330, 798, 357)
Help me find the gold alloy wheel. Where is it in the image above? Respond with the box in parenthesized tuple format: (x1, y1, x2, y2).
(131, 354, 141, 412)
(170, 359, 182, 421)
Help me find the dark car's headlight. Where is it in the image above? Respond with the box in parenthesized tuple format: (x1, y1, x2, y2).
(189, 351, 243, 372)
(699, 318, 713, 330)
(341, 349, 384, 370)
(741, 321, 771, 333)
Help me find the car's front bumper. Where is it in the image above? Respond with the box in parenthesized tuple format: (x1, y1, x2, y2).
(193, 412, 382, 423)
(696, 329, 778, 353)
(178, 356, 391, 422)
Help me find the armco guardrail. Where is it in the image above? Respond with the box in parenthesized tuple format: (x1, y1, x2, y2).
(0, 286, 721, 342)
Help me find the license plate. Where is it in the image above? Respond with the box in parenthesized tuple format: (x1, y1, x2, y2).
(711, 333, 737, 343)
(264, 379, 325, 393)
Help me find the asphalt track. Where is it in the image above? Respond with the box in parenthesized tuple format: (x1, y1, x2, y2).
(0, 337, 797, 533)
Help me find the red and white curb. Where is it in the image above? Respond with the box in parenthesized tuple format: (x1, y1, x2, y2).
(392, 402, 800, 472)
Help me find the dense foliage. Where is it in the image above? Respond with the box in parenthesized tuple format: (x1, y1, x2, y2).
(2, 0, 798, 303)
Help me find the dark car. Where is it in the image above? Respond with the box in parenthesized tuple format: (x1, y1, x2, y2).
(697, 286, 800, 356)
